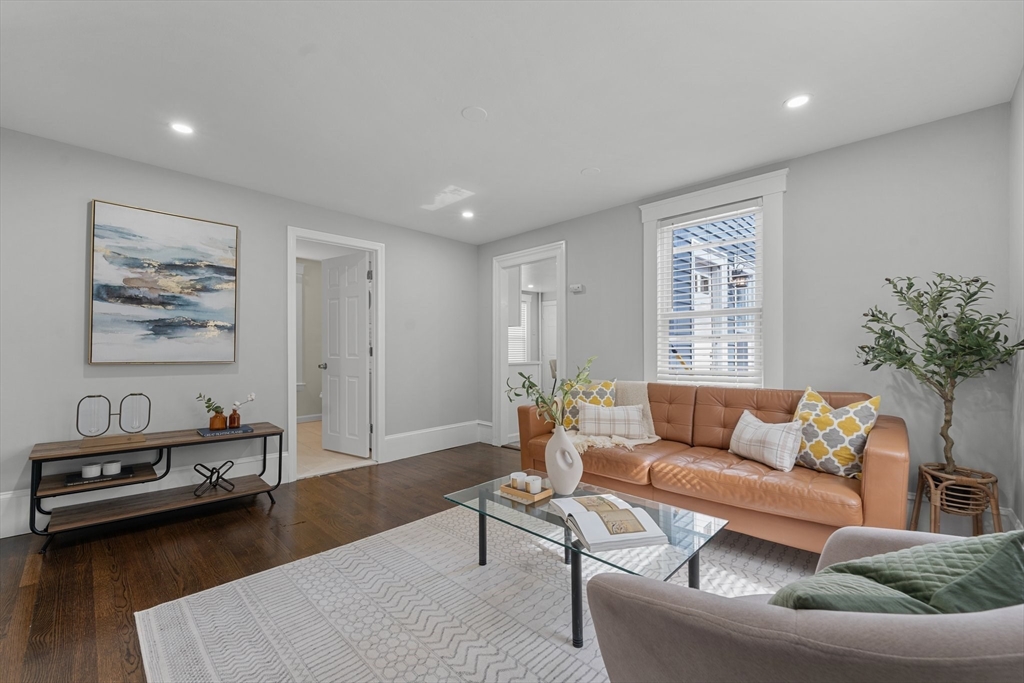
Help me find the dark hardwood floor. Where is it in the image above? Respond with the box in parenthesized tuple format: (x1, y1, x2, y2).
(0, 444, 520, 683)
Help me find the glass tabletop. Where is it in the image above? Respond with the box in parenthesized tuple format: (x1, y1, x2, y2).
(444, 470, 728, 581)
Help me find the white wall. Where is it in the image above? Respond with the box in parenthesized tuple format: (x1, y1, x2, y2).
(296, 258, 322, 418)
(1009, 69, 1024, 524)
(0, 128, 479, 499)
(477, 103, 1019, 508)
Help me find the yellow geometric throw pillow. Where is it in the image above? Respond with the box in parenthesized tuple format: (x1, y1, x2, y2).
(792, 387, 881, 479)
(563, 380, 615, 430)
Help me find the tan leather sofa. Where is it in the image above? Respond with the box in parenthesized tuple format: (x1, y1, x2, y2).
(518, 384, 911, 553)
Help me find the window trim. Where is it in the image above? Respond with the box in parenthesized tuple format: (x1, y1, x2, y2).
(641, 169, 787, 388)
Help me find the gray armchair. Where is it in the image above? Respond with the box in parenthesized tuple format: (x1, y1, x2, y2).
(588, 527, 1024, 683)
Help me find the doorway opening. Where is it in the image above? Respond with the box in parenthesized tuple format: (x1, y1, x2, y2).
(287, 227, 385, 481)
(492, 242, 566, 448)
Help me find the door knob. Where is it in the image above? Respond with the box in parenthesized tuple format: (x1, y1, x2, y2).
(318, 363, 328, 370)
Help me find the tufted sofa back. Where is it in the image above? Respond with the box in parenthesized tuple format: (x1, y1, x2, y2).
(647, 383, 872, 449)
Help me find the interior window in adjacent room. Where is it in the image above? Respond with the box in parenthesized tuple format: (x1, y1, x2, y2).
(508, 298, 529, 363)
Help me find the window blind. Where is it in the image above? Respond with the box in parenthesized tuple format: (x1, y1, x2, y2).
(655, 200, 764, 387)
(508, 299, 528, 363)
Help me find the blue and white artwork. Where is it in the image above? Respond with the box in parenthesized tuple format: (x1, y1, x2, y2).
(89, 201, 238, 364)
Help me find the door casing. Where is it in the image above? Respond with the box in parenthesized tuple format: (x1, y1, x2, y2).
(287, 227, 384, 482)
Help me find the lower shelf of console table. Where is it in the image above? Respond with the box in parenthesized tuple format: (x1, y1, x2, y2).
(29, 422, 284, 553)
(47, 475, 273, 533)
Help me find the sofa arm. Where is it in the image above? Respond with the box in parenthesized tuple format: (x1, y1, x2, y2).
(588, 573, 1024, 683)
(817, 526, 958, 572)
(860, 414, 911, 530)
(517, 405, 554, 470)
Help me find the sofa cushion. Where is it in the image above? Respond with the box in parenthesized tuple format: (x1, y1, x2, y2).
(650, 447, 863, 526)
(648, 383, 697, 445)
(691, 387, 873, 450)
(527, 434, 689, 486)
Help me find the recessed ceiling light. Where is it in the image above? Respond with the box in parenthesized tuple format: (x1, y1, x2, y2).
(784, 94, 810, 109)
(580, 167, 601, 176)
(527, 284, 534, 288)
(462, 210, 474, 218)
(461, 106, 488, 122)
(170, 122, 194, 134)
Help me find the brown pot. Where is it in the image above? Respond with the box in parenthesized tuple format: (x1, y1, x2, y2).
(209, 412, 228, 431)
(228, 409, 241, 429)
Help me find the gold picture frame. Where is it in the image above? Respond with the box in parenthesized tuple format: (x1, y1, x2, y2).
(88, 200, 239, 364)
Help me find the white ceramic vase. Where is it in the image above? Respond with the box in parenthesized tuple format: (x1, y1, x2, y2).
(545, 425, 583, 495)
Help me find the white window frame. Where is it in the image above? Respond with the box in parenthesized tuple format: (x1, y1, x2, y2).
(641, 169, 787, 388)
(508, 295, 531, 363)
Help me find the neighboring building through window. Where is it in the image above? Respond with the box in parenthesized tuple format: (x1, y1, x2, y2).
(657, 205, 762, 386)
(642, 170, 786, 388)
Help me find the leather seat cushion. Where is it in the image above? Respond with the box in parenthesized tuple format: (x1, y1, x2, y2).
(526, 434, 690, 486)
(650, 447, 863, 527)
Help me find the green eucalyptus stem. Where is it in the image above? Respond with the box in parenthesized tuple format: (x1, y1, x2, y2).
(505, 356, 597, 426)
(857, 274, 1024, 473)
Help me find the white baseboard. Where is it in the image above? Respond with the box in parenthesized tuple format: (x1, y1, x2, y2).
(476, 421, 492, 444)
(905, 492, 1022, 535)
(381, 420, 492, 463)
(0, 450, 288, 539)
(297, 414, 322, 424)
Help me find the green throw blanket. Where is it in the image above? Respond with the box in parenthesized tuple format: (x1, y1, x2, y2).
(769, 530, 1024, 614)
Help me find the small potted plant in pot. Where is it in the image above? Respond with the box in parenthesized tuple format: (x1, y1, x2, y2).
(197, 393, 227, 431)
(857, 274, 1023, 533)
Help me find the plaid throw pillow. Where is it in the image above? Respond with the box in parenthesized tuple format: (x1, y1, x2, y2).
(577, 404, 646, 439)
(728, 410, 802, 472)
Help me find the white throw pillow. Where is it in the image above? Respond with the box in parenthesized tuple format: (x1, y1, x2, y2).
(728, 410, 802, 472)
(577, 404, 646, 439)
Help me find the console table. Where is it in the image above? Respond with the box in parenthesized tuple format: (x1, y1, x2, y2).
(29, 422, 284, 553)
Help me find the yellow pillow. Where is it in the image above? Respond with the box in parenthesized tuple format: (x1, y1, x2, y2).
(562, 380, 615, 430)
(793, 387, 880, 479)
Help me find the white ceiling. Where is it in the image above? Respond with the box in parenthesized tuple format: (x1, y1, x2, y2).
(521, 259, 557, 293)
(2, 2, 1021, 245)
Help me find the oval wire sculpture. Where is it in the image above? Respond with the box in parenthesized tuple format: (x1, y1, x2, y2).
(118, 393, 152, 434)
(76, 395, 112, 437)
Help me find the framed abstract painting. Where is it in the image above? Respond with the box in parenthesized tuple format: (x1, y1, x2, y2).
(89, 200, 239, 364)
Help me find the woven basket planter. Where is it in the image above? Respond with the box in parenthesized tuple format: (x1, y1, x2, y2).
(910, 463, 1003, 535)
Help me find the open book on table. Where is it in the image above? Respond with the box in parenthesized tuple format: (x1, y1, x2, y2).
(547, 494, 668, 552)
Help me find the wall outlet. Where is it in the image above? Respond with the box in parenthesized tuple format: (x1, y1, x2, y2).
(569, 283, 585, 294)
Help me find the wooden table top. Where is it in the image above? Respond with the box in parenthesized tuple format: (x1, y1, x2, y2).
(30, 422, 284, 461)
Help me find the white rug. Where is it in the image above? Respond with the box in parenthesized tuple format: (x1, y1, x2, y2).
(136, 506, 818, 682)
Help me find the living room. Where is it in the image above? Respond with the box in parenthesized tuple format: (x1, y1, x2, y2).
(1, 2, 1022, 682)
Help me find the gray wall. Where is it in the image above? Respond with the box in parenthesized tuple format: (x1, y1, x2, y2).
(296, 258, 322, 419)
(1010, 69, 1024, 524)
(0, 127, 479, 493)
(477, 104, 1019, 510)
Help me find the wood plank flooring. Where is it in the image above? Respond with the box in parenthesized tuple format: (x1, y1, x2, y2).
(0, 443, 519, 683)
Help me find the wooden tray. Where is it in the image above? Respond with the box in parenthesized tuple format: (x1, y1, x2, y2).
(498, 483, 553, 505)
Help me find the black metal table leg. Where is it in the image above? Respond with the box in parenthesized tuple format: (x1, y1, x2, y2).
(563, 526, 571, 564)
(571, 540, 583, 648)
(688, 548, 700, 590)
(478, 489, 487, 566)
(39, 535, 54, 554)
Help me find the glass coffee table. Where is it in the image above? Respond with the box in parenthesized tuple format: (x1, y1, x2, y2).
(444, 469, 728, 648)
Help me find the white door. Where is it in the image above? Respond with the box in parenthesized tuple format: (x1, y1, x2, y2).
(321, 252, 370, 457)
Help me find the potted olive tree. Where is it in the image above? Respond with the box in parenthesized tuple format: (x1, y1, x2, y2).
(857, 274, 1023, 533)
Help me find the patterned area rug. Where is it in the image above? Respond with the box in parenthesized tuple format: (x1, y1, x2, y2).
(136, 506, 818, 682)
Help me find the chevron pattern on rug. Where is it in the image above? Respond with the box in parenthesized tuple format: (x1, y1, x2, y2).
(136, 506, 817, 682)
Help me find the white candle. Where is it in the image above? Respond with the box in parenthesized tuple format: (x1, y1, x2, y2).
(510, 472, 527, 490)
(525, 475, 542, 494)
